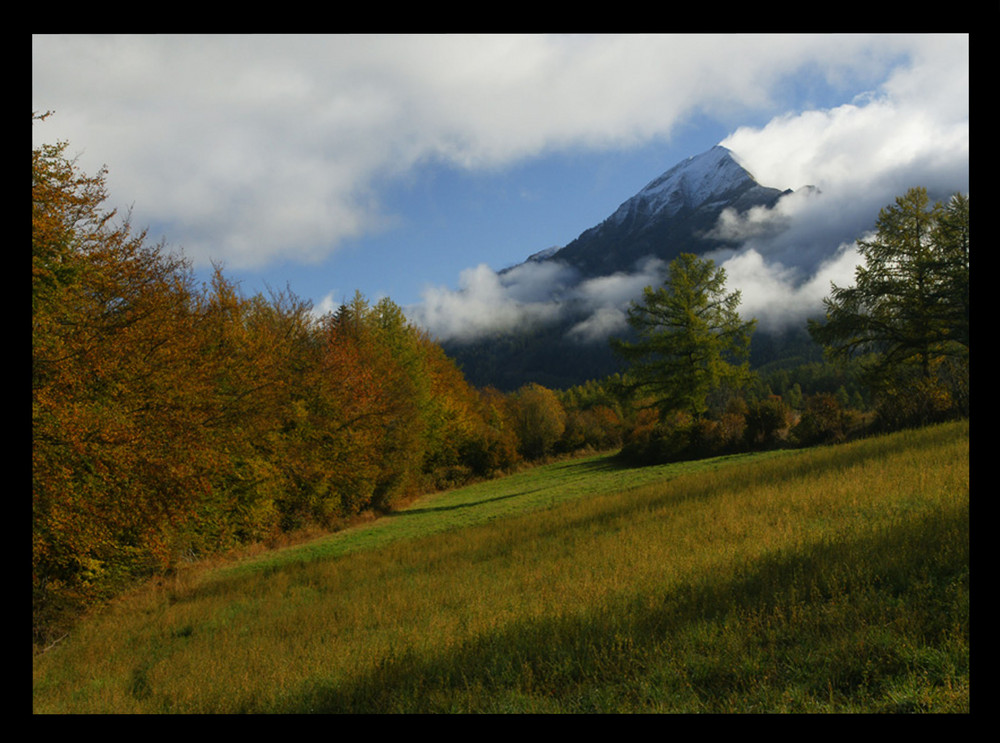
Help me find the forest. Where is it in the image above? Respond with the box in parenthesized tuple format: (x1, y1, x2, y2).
(32, 113, 969, 648)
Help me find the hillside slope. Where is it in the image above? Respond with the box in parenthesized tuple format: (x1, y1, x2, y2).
(33, 422, 969, 714)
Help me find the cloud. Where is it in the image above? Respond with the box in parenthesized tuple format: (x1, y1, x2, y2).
(718, 243, 862, 333)
(411, 262, 573, 342)
(720, 35, 968, 200)
(411, 256, 668, 344)
(32, 33, 943, 272)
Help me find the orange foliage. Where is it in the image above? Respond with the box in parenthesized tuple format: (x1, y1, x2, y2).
(30, 115, 632, 644)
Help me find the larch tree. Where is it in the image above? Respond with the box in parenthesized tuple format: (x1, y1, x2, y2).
(611, 252, 755, 419)
(808, 187, 969, 425)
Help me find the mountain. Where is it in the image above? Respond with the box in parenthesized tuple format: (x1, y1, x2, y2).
(526, 145, 791, 279)
(441, 145, 818, 390)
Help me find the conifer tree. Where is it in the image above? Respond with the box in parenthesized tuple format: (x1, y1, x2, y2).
(808, 187, 969, 425)
(611, 253, 755, 419)
(808, 188, 969, 386)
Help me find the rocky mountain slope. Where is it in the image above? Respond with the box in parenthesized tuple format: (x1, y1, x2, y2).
(443, 145, 817, 390)
(518, 145, 791, 279)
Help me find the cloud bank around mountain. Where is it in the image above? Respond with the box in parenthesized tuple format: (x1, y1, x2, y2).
(32, 34, 968, 341)
(409, 35, 968, 341)
(33, 34, 962, 271)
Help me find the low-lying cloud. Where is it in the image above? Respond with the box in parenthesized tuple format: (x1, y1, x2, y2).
(412, 261, 577, 343)
(410, 256, 670, 344)
(410, 33, 967, 345)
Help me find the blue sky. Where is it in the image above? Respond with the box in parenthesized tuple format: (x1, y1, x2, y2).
(32, 34, 968, 338)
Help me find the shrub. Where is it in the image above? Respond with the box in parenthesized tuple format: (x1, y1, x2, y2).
(744, 395, 792, 450)
(791, 393, 861, 446)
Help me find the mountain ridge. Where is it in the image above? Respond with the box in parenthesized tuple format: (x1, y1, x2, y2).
(520, 145, 791, 280)
(440, 144, 817, 390)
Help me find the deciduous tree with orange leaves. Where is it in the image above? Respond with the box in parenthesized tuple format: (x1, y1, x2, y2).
(32, 112, 562, 647)
(33, 112, 220, 638)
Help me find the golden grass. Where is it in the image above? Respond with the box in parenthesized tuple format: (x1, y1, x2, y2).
(33, 421, 969, 713)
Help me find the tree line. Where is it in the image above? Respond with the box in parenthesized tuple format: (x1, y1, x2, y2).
(607, 185, 969, 464)
(31, 115, 623, 644)
(32, 116, 524, 643)
(32, 113, 968, 646)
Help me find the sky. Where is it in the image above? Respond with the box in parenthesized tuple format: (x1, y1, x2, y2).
(32, 34, 969, 340)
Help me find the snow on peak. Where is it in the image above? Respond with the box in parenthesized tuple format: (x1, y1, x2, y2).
(526, 245, 563, 262)
(612, 145, 758, 224)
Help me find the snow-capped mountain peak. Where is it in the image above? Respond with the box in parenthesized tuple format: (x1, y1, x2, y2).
(526, 144, 790, 281)
(612, 145, 758, 224)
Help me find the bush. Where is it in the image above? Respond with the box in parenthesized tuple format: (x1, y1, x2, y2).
(619, 410, 695, 465)
(873, 368, 964, 432)
(791, 393, 869, 447)
(744, 395, 792, 450)
(510, 383, 567, 461)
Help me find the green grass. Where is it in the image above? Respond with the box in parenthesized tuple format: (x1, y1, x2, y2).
(219, 447, 790, 577)
(32, 421, 969, 713)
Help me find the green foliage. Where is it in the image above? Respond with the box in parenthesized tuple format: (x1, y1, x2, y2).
(743, 395, 793, 449)
(611, 253, 755, 420)
(809, 187, 969, 426)
(509, 383, 567, 460)
(790, 393, 866, 447)
(871, 359, 966, 432)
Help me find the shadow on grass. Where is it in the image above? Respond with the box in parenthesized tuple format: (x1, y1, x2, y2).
(270, 504, 968, 714)
(387, 487, 550, 517)
(187, 424, 967, 618)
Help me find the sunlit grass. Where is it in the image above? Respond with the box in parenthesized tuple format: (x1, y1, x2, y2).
(33, 421, 968, 713)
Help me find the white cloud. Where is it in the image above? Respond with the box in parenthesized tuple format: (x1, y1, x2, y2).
(573, 258, 667, 308)
(411, 255, 668, 343)
(719, 243, 862, 333)
(721, 35, 968, 199)
(568, 306, 629, 344)
(411, 263, 568, 342)
(32, 33, 947, 272)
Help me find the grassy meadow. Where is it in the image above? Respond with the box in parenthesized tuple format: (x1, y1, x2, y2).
(32, 420, 969, 713)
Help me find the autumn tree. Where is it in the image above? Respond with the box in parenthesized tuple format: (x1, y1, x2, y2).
(415, 337, 501, 485)
(465, 386, 521, 476)
(509, 383, 567, 460)
(611, 253, 756, 420)
(186, 272, 318, 546)
(33, 112, 559, 644)
(33, 113, 221, 638)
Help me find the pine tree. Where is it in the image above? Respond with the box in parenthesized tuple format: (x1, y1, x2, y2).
(808, 187, 970, 425)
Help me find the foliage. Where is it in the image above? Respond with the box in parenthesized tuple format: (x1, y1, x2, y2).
(611, 253, 756, 420)
(790, 393, 864, 447)
(34, 112, 219, 633)
(509, 383, 567, 460)
(808, 187, 969, 426)
(33, 422, 968, 713)
(31, 117, 533, 644)
(743, 395, 793, 449)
